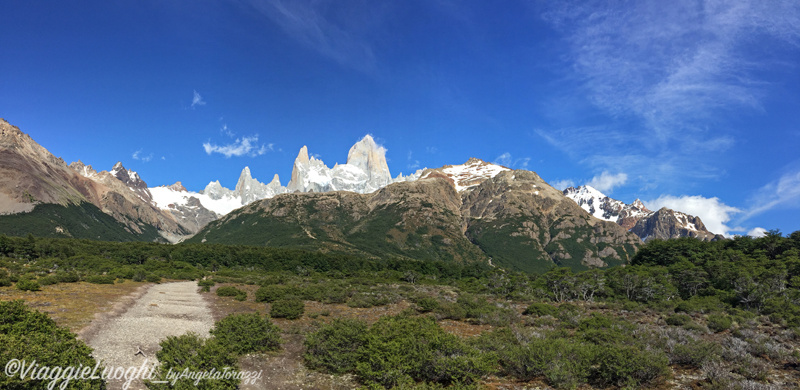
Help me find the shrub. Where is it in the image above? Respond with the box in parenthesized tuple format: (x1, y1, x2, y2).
(666, 313, 692, 326)
(255, 285, 286, 302)
(145, 274, 161, 283)
(37, 275, 59, 286)
(434, 302, 467, 320)
(56, 271, 79, 283)
(500, 336, 594, 388)
(592, 344, 669, 388)
(270, 298, 304, 319)
(354, 315, 494, 387)
(523, 302, 558, 317)
(15, 278, 40, 291)
(217, 286, 247, 301)
(304, 318, 368, 374)
(86, 275, 115, 284)
(416, 297, 440, 313)
(0, 300, 104, 389)
(0, 278, 10, 287)
(707, 314, 733, 333)
(347, 292, 391, 308)
(577, 314, 635, 345)
(148, 332, 239, 389)
(198, 279, 215, 292)
(322, 286, 352, 304)
(670, 340, 720, 367)
(210, 313, 281, 354)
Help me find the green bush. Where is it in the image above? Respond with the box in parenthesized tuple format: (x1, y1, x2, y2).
(255, 285, 286, 302)
(216, 286, 247, 301)
(666, 313, 692, 326)
(37, 275, 59, 286)
(210, 313, 281, 354)
(304, 318, 368, 374)
(321, 286, 351, 304)
(577, 314, 635, 345)
(15, 278, 40, 291)
(198, 279, 215, 292)
(148, 333, 239, 389)
(145, 274, 161, 283)
(86, 275, 115, 284)
(592, 344, 669, 388)
(355, 315, 494, 387)
(500, 336, 594, 388)
(0, 277, 11, 287)
(415, 297, 440, 313)
(270, 298, 304, 319)
(434, 301, 467, 320)
(56, 271, 79, 283)
(670, 340, 720, 367)
(347, 292, 390, 308)
(523, 302, 558, 317)
(0, 300, 105, 389)
(707, 314, 733, 333)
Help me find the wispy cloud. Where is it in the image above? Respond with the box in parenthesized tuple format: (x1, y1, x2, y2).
(132, 149, 153, 162)
(537, 0, 800, 187)
(191, 90, 206, 109)
(493, 152, 530, 169)
(647, 195, 741, 237)
(741, 167, 800, 220)
(203, 135, 273, 158)
(587, 171, 627, 194)
(220, 124, 235, 138)
(244, 0, 379, 73)
(407, 150, 420, 169)
(550, 179, 576, 191)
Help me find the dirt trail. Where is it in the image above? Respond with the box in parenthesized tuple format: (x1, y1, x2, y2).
(82, 281, 214, 390)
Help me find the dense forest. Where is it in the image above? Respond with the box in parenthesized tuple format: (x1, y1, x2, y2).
(1, 230, 800, 388)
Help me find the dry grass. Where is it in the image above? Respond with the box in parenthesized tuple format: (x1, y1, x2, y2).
(0, 280, 147, 332)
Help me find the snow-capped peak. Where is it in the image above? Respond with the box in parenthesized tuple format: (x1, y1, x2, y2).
(424, 158, 510, 192)
(563, 185, 649, 223)
(287, 135, 397, 194)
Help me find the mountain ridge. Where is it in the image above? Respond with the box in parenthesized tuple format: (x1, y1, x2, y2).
(563, 185, 723, 241)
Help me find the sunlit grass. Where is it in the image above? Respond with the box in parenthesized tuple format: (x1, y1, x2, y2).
(0, 280, 147, 332)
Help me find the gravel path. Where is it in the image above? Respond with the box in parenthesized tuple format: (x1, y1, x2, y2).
(84, 281, 214, 390)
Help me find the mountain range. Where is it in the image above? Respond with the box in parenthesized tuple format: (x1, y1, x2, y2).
(0, 118, 721, 271)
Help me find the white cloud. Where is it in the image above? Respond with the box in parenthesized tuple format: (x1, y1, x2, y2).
(747, 227, 767, 238)
(550, 179, 576, 191)
(537, 1, 800, 185)
(586, 171, 627, 193)
(407, 150, 420, 169)
(132, 149, 153, 162)
(203, 135, 272, 158)
(426, 146, 438, 154)
(244, 0, 378, 73)
(742, 168, 800, 219)
(191, 90, 206, 109)
(220, 124, 235, 138)
(647, 195, 741, 237)
(493, 153, 530, 169)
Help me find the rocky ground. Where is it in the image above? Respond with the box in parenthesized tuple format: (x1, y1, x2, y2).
(82, 281, 214, 390)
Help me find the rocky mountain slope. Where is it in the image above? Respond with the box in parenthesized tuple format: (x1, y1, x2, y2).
(563, 185, 723, 241)
(0, 119, 189, 241)
(149, 135, 422, 226)
(192, 159, 641, 273)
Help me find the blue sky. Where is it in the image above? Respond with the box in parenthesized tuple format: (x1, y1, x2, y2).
(1, 0, 798, 237)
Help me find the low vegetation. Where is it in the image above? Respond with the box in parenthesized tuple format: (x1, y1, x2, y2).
(1, 230, 799, 388)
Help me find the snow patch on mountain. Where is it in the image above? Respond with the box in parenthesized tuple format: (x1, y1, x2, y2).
(287, 135, 412, 194)
(424, 158, 510, 192)
(150, 186, 238, 216)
